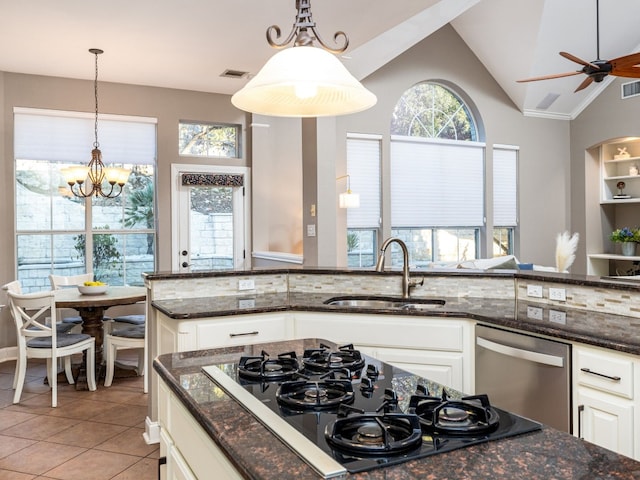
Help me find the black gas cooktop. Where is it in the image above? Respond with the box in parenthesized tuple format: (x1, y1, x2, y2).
(202, 342, 541, 478)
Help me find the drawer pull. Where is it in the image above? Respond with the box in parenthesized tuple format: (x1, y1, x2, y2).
(229, 331, 259, 338)
(580, 367, 621, 382)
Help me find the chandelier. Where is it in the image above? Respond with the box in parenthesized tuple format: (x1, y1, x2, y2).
(231, 0, 377, 117)
(61, 48, 130, 198)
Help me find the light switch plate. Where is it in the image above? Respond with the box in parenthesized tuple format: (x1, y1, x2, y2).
(307, 224, 316, 237)
(549, 309, 567, 325)
(549, 288, 566, 301)
(527, 306, 543, 320)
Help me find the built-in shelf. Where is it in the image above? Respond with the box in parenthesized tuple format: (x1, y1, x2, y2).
(588, 254, 640, 276)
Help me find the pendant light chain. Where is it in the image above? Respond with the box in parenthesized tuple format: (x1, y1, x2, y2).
(93, 49, 100, 149)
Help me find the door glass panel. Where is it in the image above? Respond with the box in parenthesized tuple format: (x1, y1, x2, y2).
(189, 186, 234, 271)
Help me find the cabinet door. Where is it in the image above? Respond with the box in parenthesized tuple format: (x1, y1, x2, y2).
(168, 447, 197, 480)
(357, 346, 464, 391)
(577, 388, 634, 458)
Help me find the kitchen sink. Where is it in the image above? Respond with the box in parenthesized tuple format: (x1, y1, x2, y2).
(324, 296, 445, 309)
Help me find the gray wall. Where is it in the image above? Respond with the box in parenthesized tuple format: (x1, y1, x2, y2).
(337, 25, 571, 267)
(570, 76, 640, 274)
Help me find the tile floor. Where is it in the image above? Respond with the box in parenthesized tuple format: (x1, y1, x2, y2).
(0, 356, 157, 480)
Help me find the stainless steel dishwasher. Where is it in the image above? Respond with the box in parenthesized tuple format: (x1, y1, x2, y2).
(475, 324, 571, 433)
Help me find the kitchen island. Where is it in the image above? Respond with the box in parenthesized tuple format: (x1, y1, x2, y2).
(154, 338, 640, 479)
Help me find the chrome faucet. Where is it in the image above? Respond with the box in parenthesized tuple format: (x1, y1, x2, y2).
(375, 237, 424, 298)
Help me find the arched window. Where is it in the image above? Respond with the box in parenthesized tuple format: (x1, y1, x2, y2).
(391, 82, 477, 141)
(389, 82, 485, 266)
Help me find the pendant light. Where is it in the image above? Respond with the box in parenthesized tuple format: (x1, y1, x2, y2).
(61, 48, 130, 198)
(337, 174, 360, 209)
(231, 0, 377, 117)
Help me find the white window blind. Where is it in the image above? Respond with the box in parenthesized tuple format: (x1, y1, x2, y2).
(346, 135, 381, 229)
(14, 108, 157, 165)
(390, 137, 485, 227)
(493, 146, 518, 226)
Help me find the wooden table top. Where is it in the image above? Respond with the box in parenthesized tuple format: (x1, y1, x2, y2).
(54, 286, 146, 309)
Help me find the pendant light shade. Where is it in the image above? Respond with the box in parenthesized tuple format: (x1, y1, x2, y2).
(232, 46, 377, 117)
(231, 0, 377, 118)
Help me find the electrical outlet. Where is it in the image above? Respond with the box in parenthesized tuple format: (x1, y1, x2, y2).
(527, 306, 543, 320)
(549, 309, 567, 325)
(238, 279, 255, 291)
(526, 284, 543, 298)
(238, 298, 256, 309)
(549, 287, 566, 302)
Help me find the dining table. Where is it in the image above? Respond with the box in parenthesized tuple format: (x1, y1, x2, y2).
(54, 285, 146, 390)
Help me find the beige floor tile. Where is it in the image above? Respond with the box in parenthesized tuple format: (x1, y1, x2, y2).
(110, 457, 157, 480)
(94, 427, 156, 457)
(0, 358, 155, 479)
(0, 410, 38, 431)
(0, 469, 36, 479)
(0, 434, 36, 459)
(0, 441, 85, 475)
(46, 421, 127, 448)
(1, 416, 76, 441)
(91, 404, 148, 428)
(43, 449, 139, 480)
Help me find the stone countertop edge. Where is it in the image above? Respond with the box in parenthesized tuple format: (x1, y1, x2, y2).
(151, 293, 640, 356)
(143, 268, 640, 292)
(153, 342, 640, 480)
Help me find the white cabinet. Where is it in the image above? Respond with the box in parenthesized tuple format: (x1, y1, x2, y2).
(157, 311, 294, 354)
(294, 312, 474, 393)
(573, 344, 639, 460)
(158, 380, 243, 480)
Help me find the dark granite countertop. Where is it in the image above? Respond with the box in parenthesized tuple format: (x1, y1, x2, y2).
(154, 339, 640, 480)
(152, 292, 640, 356)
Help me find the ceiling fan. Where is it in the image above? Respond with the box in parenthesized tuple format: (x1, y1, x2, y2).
(517, 0, 640, 92)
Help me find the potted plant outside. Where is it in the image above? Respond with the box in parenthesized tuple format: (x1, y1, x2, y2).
(610, 227, 640, 256)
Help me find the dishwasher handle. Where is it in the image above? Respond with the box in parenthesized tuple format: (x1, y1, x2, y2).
(476, 336, 564, 367)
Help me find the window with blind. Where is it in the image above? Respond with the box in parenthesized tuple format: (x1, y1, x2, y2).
(14, 108, 157, 292)
(492, 145, 518, 256)
(346, 134, 381, 267)
(389, 82, 484, 266)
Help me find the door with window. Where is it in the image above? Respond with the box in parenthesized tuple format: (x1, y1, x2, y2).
(172, 165, 250, 272)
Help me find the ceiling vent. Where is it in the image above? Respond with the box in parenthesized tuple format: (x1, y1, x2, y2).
(220, 69, 249, 79)
(536, 93, 560, 110)
(621, 80, 640, 99)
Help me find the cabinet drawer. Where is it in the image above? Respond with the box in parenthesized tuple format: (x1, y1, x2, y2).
(576, 348, 634, 399)
(195, 315, 291, 349)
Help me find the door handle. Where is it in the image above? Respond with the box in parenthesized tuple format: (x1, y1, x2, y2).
(579, 368, 621, 382)
(181, 262, 191, 268)
(476, 336, 564, 367)
(577, 405, 584, 439)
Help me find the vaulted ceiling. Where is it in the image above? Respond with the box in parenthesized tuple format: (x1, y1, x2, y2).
(1, 0, 639, 119)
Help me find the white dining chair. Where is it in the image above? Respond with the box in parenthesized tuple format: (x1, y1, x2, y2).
(104, 323, 147, 393)
(7, 289, 97, 407)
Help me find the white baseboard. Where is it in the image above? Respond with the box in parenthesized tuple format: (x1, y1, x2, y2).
(143, 416, 160, 444)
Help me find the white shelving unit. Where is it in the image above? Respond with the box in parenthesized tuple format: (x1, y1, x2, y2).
(601, 143, 640, 204)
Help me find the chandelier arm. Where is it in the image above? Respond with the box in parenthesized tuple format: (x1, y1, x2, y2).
(70, 181, 94, 198)
(98, 183, 124, 198)
(267, 25, 298, 49)
(309, 28, 348, 54)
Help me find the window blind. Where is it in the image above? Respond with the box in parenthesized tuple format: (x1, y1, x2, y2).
(493, 146, 518, 226)
(346, 135, 381, 229)
(390, 137, 485, 227)
(14, 108, 157, 165)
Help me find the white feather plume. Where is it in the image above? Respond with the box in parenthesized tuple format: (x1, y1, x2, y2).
(555, 231, 579, 273)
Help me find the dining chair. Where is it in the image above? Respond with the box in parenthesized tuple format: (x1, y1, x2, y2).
(49, 273, 111, 330)
(104, 323, 147, 393)
(7, 290, 97, 407)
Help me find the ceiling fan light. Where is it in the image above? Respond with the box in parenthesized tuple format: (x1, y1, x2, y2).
(231, 46, 377, 117)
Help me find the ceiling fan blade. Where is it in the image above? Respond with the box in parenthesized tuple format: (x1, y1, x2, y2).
(574, 76, 594, 92)
(560, 51, 600, 70)
(610, 52, 640, 69)
(517, 71, 582, 83)
(611, 67, 640, 79)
